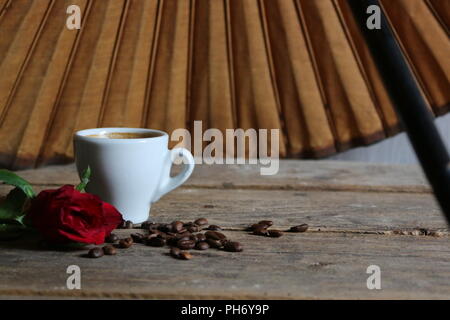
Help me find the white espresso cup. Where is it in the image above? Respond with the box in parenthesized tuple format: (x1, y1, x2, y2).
(73, 127, 195, 223)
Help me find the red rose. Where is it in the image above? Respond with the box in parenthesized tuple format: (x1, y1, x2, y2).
(27, 185, 123, 245)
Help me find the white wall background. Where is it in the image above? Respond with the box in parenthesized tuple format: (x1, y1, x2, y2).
(327, 113, 450, 164)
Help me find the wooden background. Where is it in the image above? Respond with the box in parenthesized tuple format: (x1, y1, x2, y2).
(0, 0, 449, 170)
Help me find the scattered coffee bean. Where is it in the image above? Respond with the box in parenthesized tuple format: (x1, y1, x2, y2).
(166, 236, 179, 246)
(148, 223, 160, 231)
(252, 225, 269, 236)
(147, 237, 166, 247)
(172, 221, 184, 233)
(177, 228, 188, 234)
(103, 245, 117, 255)
(105, 233, 119, 243)
(205, 231, 226, 241)
(258, 220, 273, 227)
(179, 251, 192, 260)
(187, 225, 199, 233)
(205, 224, 222, 231)
(223, 241, 243, 252)
(177, 231, 192, 239)
(118, 237, 133, 248)
(158, 223, 173, 233)
(194, 218, 208, 226)
(289, 224, 309, 233)
(125, 220, 134, 229)
(140, 221, 151, 229)
(195, 241, 209, 250)
(88, 247, 104, 258)
(130, 233, 145, 243)
(244, 224, 258, 231)
(177, 239, 196, 250)
(196, 233, 206, 242)
(268, 230, 283, 238)
(156, 232, 168, 239)
(206, 238, 222, 248)
(170, 247, 181, 258)
(203, 204, 214, 209)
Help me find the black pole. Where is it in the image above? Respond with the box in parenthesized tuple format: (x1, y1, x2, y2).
(347, 0, 450, 224)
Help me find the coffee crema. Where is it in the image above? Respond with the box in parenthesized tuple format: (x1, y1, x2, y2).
(85, 132, 162, 139)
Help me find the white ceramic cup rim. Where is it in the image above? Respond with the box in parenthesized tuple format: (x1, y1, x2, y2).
(74, 128, 168, 144)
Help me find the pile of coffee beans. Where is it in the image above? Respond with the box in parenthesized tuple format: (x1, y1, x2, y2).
(86, 219, 309, 259)
(87, 218, 243, 260)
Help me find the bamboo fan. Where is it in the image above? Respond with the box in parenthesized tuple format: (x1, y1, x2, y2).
(0, 0, 448, 170)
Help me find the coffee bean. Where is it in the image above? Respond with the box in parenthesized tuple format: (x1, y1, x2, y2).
(172, 221, 184, 233)
(179, 251, 192, 260)
(252, 225, 269, 236)
(146, 233, 159, 241)
(194, 218, 208, 226)
(258, 220, 273, 227)
(205, 231, 226, 241)
(105, 233, 119, 243)
(206, 238, 222, 248)
(118, 237, 133, 248)
(205, 225, 222, 231)
(196, 233, 206, 242)
(290, 224, 309, 233)
(268, 230, 283, 238)
(102, 245, 117, 255)
(148, 223, 160, 231)
(130, 233, 145, 243)
(203, 204, 214, 209)
(170, 247, 181, 258)
(177, 239, 196, 250)
(88, 247, 104, 258)
(158, 223, 173, 233)
(195, 241, 209, 250)
(167, 236, 179, 246)
(148, 228, 162, 236)
(223, 241, 243, 252)
(187, 225, 199, 233)
(177, 231, 192, 239)
(140, 221, 151, 229)
(125, 220, 134, 229)
(147, 237, 166, 247)
(156, 232, 168, 239)
(176, 235, 191, 242)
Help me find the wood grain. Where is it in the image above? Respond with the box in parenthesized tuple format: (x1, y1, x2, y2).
(1, 161, 448, 299)
(14, 160, 430, 193)
(1, 231, 449, 299)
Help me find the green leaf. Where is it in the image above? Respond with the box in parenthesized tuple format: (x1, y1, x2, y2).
(0, 169, 35, 198)
(75, 166, 91, 192)
(0, 222, 26, 241)
(0, 187, 28, 222)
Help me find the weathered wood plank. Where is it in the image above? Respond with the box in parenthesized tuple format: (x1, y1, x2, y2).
(1, 231, 449, 299)
(1, 185, 447, 233)
(13, 160, 430, 193)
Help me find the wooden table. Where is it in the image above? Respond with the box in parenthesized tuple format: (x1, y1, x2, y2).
(1, 160, 449, 299)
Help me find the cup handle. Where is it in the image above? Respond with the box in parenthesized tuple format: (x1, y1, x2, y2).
(152, 148, 195, 202)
